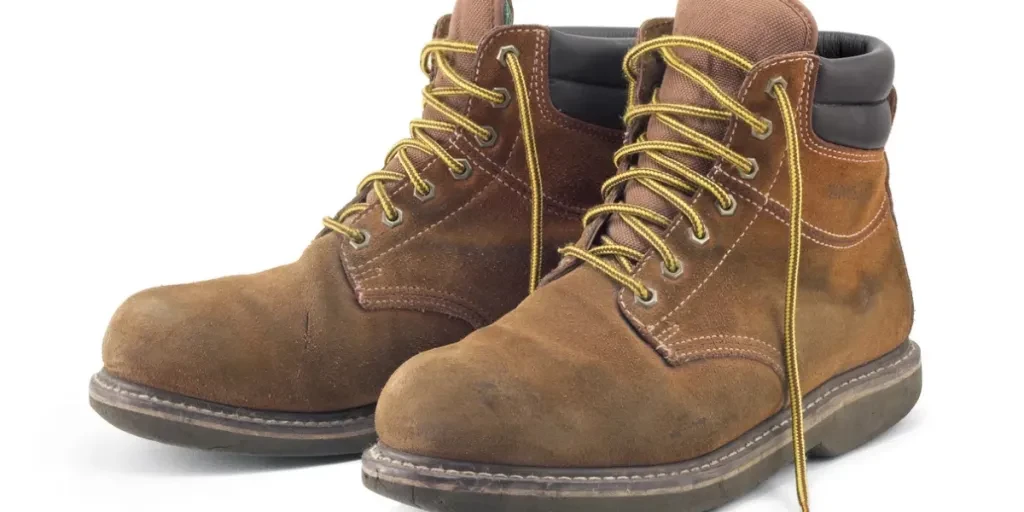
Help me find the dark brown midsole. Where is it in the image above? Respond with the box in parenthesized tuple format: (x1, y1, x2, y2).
(89, 371, 376, 455)
(363, 340, 921, 500)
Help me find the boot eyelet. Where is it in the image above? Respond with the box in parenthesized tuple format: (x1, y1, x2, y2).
(738, 158, 759, 180)
(497, 45, 520, 66)
(476, 126, 498, 147)
(414, 180, 436, 202)
(752, 117, 773, 140)
(661, 260, 685, 280)
(382, 208, 404, 228)
(451, 159, 473, 180)
(717, 196, 737, 216)
(349, 230, 371, 249)
(492, 87, 512, 108)
(635, 288, 659, 308)
(689, 226, 710, 246)
(765, 76, 788, 99)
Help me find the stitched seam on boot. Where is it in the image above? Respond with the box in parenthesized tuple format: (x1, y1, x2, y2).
(616, 57, 796, 334)
(668, 347, 785, 378)
(361, 287, 489, 327)
(362, 296, 485, 328)
(461, 29, 615, 212)
(636, 155, 784, 334)
(345, 136, 502, 273)
(451, 134, 585, 218)
(368, 344, 917, 482)
(91, 376, 372, 427)
(473, 28, 623, 142)
(727, 187, 889, 250)
(643, 58, 808, 331)
(351, 178, 501, 272)
(664, 332, 782, 356)
(723, 172, 889, 239)
(351, 267, 384, 281)
(656, 328, 785, 377)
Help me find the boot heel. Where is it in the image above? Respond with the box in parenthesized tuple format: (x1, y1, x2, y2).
(808, 364, 922, 458)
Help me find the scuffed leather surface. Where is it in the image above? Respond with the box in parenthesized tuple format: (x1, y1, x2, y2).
(102, 24, 624, 413)
(375, 54, 913, 467)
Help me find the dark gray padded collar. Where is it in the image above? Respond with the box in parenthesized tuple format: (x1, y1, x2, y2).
(551, 27, 639, 38)
(549, 28, 635, 89)
(812, 32, 895, 149)
(816, 32, 894, 104)
(547, 27, 637, 130)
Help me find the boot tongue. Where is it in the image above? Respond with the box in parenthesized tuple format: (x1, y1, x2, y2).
(419, 0, 512, 153)
(608, 0, 817, 250)
(445, 0, 514, 77)
(449, 0, 513, 45)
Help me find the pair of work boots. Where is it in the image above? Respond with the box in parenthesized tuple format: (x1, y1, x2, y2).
(90, 0, 921, 510)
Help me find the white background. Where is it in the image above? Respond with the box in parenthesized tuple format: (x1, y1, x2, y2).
(0, 0, 1017, 510)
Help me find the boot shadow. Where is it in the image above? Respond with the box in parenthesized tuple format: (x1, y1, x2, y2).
(79, 429, 360, 476)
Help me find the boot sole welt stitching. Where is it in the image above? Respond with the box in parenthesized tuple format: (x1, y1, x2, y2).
(89, 370, 377, 457)
(361, 340, 921, 511)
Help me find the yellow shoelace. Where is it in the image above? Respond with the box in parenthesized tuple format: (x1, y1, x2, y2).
(323, 41, 545, 292)
(560, 36, 811, 511)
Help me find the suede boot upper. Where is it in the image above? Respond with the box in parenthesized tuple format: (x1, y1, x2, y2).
(375, 0, 913, 478)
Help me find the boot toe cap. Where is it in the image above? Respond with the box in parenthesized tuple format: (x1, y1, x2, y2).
(101, 285, 225, 399)
(375, 340, 560, 466)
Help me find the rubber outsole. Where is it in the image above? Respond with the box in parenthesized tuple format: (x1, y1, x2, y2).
(362, 340, 922, 511)
(89, 371, 377, 457)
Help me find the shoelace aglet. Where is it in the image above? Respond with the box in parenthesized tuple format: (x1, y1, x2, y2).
(796, 464, 810, 511)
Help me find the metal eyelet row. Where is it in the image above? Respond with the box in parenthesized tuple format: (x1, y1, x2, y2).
(352, 47, 521, 248)
(737, 76, 787, 181)
(478, 46, 518, 144)
(351, 158, 476, 247)
(637, 78, 790, 307)
(634, 193, 739, 307)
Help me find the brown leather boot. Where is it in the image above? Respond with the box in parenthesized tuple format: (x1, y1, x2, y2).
(89, 0, 636, 456)
(365, 0, 920, 509)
